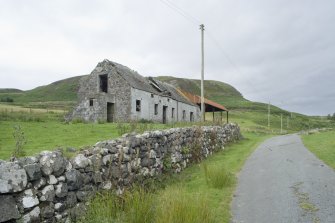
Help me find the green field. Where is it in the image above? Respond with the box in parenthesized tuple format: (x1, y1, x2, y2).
(302, 130, 335, 169)
(0, 102, 332, 160)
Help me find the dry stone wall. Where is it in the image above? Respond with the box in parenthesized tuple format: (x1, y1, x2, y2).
(0, 123, 241, 223)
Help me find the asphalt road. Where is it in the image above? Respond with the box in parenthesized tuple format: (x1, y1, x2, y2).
(232, 134, 335, 223)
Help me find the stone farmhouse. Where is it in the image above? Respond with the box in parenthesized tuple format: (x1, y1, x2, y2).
(69, 59, 201, 123)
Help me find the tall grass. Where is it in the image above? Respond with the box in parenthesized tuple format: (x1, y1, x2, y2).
(81, 185, 213, 223)
(81, 188, 155, 223)
(79, 192, 123, 222)
(124, 188, 156, 223)
(202, 163, 234, 189)
(155, 186, 213, 223)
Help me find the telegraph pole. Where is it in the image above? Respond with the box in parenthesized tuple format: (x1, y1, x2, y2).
(281, 114, 283, 134)
(287, 116, 289, 129)
(268, 101, 271, 129)
(200, 24, 205, 122)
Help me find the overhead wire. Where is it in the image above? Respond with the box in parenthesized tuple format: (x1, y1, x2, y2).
(158, 0, 201, 25)
(157, 0, 261, 96)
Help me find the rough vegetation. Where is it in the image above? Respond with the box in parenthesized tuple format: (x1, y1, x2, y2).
(0, 124, 240, 222)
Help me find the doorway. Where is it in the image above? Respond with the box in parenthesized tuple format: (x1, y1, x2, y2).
(163, 106, 168, 124)
(190, 112, 194, 122)
(107, 103, 114, 122)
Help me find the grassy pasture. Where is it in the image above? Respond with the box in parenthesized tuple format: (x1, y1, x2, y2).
(0, 103, 66, 113)
(0, 121, 173, 160)
(302, 130, 335, 169)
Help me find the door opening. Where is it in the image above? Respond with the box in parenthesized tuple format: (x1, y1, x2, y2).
(107, 102, 115, 122)
(190, 112, 194, 122)
(163, 106, 168, 124)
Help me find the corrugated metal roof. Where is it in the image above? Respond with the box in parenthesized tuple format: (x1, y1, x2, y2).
(178, 89, 228, 112)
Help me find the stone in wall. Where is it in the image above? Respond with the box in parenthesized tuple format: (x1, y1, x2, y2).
(0, 162, 27, 193)
(0, 123, 241, 223)
(0, 195, 20, 222)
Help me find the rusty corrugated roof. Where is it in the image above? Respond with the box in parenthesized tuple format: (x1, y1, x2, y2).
(177, 89, 228, 111)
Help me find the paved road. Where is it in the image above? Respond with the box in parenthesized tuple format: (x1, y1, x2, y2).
(232, 134, 335, 223)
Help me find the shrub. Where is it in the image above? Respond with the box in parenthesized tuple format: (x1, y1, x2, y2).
(11, 125, 27, 158)
(0, 97, 14, 102)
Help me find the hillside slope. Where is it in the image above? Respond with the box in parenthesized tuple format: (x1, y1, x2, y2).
(156, 76, 286, 114)
(0, 76, 83, 104)
(0, 88, 23, 93)
(0, 74, 332, 131)
(0, 75, 287, 114)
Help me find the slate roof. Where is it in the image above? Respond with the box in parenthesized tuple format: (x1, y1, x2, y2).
(95, 60, 196, 106)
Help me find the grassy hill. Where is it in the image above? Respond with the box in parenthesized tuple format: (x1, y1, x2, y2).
(157, 76, 286, 114)
(156, 76, 333, 132)
(0, 75, 83, 109)
(0, 74, 333, 131)
(0, 88, 23, 93)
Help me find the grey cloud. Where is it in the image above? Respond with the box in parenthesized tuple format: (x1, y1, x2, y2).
(0, 0, 334, 115)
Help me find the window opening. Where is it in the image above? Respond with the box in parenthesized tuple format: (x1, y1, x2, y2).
(99, 74, 108, 93)
(89, 99, 94, 107)
(136, 100, 141, 112)
(154, 104, 158, 115)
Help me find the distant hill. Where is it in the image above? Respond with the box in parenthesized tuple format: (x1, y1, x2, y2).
(1, 73, 332, 130)
(0, 74, 286, 115)
(0, 88, 23, 93)
(0, 76, 84, 103)
(156, 76, 286, 115)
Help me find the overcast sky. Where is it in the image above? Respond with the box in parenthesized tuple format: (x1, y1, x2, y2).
(0, 0, 334, 115)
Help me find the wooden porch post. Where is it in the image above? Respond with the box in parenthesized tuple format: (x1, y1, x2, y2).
(226, 111, 229, 123)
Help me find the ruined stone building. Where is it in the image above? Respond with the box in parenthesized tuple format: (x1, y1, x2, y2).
(69, 59, 201, 123)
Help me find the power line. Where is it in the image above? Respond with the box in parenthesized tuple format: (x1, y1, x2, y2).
(205, 30, 243, 75)
(158, 0, 201, 25)
(157, 0, 260, 96)
(158, 0, 244, 78)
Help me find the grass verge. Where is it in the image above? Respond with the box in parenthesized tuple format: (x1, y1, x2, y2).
(81, 132, 270, 223)
(301, 130, 335, 169)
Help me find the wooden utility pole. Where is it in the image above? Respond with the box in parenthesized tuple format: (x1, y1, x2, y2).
(287, 116, 289, 129)
(281, 114, 283, 134)
(268, 101, 271, 128)
(200, 24, 205, 122)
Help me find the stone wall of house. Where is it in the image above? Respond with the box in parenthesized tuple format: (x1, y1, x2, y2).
(68, 62, 132, 123)
(0, 124, 241, 223)
(130, 88, 201, 123)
